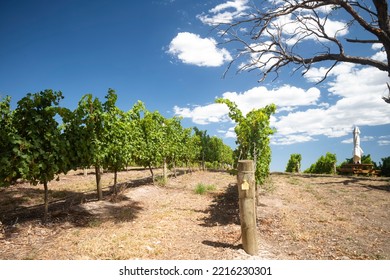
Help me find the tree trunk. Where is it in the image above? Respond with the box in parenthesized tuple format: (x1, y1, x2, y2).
(114, 168, 118, 195)
(83, 168, 88, 177)
(202, 151, 205, 171)
(173, 161, 177, 178)
(148, 164, 155, 183)
(43, 180, 49, 224)
(186, 160, 192, 174)
(163, 158, 168, 181)
(95, 165, 103, 200)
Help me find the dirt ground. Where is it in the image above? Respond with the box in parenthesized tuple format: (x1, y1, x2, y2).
(0, 169, 389, 260)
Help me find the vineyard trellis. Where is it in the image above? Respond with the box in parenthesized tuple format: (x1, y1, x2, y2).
(0, 89, 234, 222)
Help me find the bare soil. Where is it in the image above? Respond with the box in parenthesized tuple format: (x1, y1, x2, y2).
(0, 169, 389, 260)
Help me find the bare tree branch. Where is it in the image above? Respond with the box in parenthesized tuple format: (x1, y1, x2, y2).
(346, 38, 381, 43)
(217, 0, 390, 102)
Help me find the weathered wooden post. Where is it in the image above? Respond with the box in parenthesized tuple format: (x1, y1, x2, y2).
(237, 160, 258, 255)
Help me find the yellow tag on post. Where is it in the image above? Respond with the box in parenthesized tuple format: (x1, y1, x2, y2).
(241, 179, 249, 190)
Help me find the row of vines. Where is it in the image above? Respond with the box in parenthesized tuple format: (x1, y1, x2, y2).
(0, 89, 237, 222)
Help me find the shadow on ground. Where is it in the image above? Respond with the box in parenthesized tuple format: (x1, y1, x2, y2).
(202, 240, 242, 250)
(0, 175, 155, 227)
(310, 177, 390, 192)
(200, 183, 240, 227)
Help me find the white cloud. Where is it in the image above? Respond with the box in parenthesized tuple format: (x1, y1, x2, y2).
(274, 95, 389, 141)
(197, 0, 250, 25)
(239, 14, 349, 73)
(372, 51, 387, 62)
(173, 103, 230, 125)
(238, 41, 281, 73)
(362, 136, 375, 142)
(219, 126, 237, 138)
(371, 40, 385, 62)
(315, 4, 338, 14)
(221, 85, 320, 115)
(267, 13, 349, 46)
(318, 102, 330, 108)
(378, 135, 390, 146)
(305, 63, 355, 83)
(274, 107, 350, 138)
(168, 32, 232, 67)
(378, 140, 390, 146)
(327, 65, 389, 98)
(341, 138, 353, 144)
(372, 43, 384, 50)
(169, 1, 390, 147)
(225, 127, 236, 138)
(271, 134, 316, 146)
(174, 63, 390, 145)
(342, 136, 375, 144)
(272, 65, 390, 144)
(174, 84, 320, 125)
(305, 62, 389, 98)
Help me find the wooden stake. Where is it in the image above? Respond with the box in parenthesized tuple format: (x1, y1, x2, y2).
(237, 160, 258, 255)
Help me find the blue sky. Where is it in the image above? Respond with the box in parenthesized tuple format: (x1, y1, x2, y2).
(1, 0, 389, 171)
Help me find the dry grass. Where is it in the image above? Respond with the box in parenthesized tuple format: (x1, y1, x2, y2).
(259, 173, 390, 259)
(0, 170, 389, 260)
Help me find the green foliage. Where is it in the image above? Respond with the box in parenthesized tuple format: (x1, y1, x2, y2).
(161, 116, 187, 177)
(379, 156, 390, 177)
(133, 108, 165, 180)
(0, 96, 28, 187)
(193, 127, 210, 170)
(304, 152, 337, 174)
(193, 127, 233, 170)
(127, 103, 212, 181)
(208, 136, 234, 167)
(62, 93, 105, 171)
(12, 90, 65, 186)
(361, 154, 376, 165)
(0, 89, 233, 199)
(64, 93, 105, 199)
(194, 183, 216, 195)
(180, 128, 201, 170)
(341, 154, 377, 168)
(285, 154, 302, 173)
(215, 98, 276, 185)
(132, 109, 208, 181)
(10, 90, 65, 222)
(102, 89, 133, 186)
(61, 89, 138, 197)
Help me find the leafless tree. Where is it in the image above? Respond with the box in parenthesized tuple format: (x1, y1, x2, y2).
(218, 0, 390, 102)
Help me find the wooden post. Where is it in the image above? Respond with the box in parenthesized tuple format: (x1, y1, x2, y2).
(237, 160, 258, 255)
